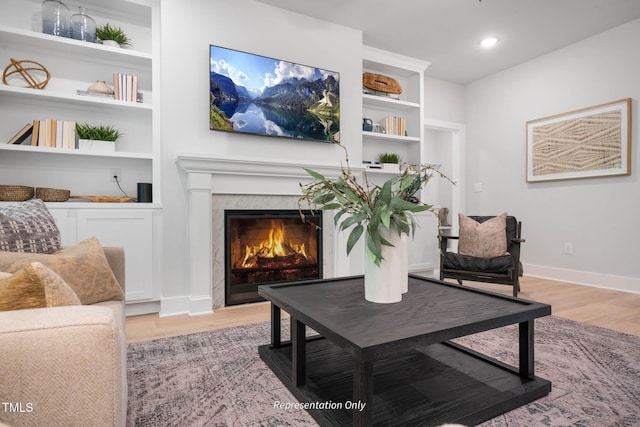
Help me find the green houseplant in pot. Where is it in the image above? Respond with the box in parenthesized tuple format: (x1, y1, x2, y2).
(377, 152, 401, 172)
(96, 23, 130, 48)
(76, 122, 122, 152)
(299, 144, 453, 303)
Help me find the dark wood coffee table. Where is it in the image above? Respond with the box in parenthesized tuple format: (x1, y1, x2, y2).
(258, 274, 551, 426)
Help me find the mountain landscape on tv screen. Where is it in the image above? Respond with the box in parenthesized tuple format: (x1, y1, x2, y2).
(209, 47, 340, 143)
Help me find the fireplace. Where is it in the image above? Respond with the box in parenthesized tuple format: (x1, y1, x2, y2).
(225, 209, 322, 305)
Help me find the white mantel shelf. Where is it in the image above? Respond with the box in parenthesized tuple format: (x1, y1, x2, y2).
(175, 152, 354, 196)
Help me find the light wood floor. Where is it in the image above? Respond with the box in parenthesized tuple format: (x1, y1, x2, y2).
(126, 276, 640, 343)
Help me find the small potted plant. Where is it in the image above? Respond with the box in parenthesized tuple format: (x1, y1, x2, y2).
(96, 23, 131, 48)
(377, 152, 401, 171)
(76, 122, 122, 152)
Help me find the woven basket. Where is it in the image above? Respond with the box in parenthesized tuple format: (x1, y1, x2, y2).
(35, 187, 70, 202)
(0, 185, 34, 201)
(362, 72, 402, 94)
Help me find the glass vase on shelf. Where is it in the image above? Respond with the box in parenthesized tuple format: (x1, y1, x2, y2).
(70, 7, 97, 43)
(42, 0, 71, 38)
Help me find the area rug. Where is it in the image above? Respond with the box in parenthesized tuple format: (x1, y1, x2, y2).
(127, 316, 640, 426)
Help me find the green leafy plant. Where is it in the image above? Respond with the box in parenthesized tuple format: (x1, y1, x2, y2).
(76, 123, 122, 141)
(299, 144, 453, 266)
(377, 152, 400, 164)
(96, 23, 131, 46)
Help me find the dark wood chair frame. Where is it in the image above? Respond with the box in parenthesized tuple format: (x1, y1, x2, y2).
(439, 217, 525, 297)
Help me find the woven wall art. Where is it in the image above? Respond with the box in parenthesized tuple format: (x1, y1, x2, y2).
(526, 98, 632, 182)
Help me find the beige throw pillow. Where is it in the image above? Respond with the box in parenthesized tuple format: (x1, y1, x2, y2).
(0, 237, 124, 304)
(0, 262, 81, 311)
(458, 213, 509, 258)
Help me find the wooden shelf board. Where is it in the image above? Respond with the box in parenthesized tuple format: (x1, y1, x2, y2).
(260, 338, 550, 427)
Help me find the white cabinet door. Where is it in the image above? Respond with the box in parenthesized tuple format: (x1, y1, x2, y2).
(47, 208, 77, 246)
(76, 209, 153, 301)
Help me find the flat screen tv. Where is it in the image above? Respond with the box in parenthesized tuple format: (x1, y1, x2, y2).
(209, 45, 340, 143)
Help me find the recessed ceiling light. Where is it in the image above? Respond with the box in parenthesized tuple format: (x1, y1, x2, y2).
(480, 37, 499, 48)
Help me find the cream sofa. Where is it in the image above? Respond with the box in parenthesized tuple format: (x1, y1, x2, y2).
(0, 246, 127, 427)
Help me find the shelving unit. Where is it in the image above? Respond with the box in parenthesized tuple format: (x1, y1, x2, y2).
(0, 0, 162, 311)
(0, 0, 159, 201)
(361, 46, 439, 276)
(361, 46, 429, 174)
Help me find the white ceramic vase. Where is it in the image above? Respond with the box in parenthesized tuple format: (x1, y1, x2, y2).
(78, 139, 115, 152)
(102, 40, 120, 48)
(400, 232, 409, 293)
(381, 163, 399, 172)
(364, 226, 408, 303)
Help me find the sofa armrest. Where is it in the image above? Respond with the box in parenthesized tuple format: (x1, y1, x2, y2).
(103, 246, 125, 293)
(0, 305, 127, 427)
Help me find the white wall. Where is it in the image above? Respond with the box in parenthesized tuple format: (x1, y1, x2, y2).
(464, 18, 640, 292)
(424, 76, 465, 123)
(159, 0, 362, 302)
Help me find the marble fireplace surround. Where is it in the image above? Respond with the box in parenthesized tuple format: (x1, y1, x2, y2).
(175, 153, 355, 315)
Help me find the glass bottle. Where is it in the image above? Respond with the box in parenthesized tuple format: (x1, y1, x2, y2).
(42, 0, 70, 38)
(70, 7, 97, 43)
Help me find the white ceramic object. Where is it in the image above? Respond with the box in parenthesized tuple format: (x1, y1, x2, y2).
(364, 226, 407, 303)
(78, 139, 115, 152)
(400, 232, 409, 293)
(102, 40, 120, 48)
(87, 80, 114, 94)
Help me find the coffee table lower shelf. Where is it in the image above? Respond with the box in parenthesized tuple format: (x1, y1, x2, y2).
(259, 336, 551, 426)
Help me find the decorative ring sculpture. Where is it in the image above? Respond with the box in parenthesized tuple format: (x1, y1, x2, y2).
(2, 58, 51, 89)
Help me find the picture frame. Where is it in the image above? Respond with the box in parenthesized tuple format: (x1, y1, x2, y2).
(526, 98, 631, 182)
(209, 45, 340, 143)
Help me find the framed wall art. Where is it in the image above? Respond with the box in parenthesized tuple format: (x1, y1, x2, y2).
(526, 98, 631, 182)
(209, 45, 340, 143)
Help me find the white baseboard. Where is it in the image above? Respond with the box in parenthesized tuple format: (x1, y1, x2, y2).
(159, 295, 190, 317)
(125, 300, 161, 317)
(189, 296, 215, 316)
(523, 263, 640, 294)
(159, 295, 213, 317)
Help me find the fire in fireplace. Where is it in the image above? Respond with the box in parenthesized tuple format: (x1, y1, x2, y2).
(225, 209, 322, 305)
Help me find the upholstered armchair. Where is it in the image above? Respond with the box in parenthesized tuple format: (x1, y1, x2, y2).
(439, 214, 524, 297)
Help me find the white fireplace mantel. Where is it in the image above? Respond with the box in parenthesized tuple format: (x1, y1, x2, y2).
(171, 153, 357, 316)
(175, 152, 355, 196)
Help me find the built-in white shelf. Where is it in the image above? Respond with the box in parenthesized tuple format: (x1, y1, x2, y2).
(0, 25, 151, 66)
(363, 168, 400, 175)
(0, 85, 152, 111)
(362, 131, 420, 143)
(43, 202, 161, 209)
(362, 93, 420, 111)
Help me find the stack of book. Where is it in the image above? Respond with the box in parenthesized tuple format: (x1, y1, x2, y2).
(6, 120, 77, 149)
(385, 115, 407, 137)
(113, 73, 139, 102)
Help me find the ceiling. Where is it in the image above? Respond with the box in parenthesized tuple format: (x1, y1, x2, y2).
(255, 0, 640, 84)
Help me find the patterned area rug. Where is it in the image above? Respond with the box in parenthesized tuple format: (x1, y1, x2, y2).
(127, 316, 640, 426)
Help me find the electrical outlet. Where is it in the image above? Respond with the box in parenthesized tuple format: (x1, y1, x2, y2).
(563, 242, 573, 255)
(110, 168, 121, 182)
